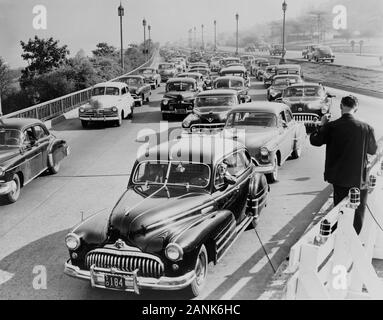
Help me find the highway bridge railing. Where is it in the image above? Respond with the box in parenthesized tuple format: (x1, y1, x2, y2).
(283, 138, 383, 299)
(3, 49, 158, 121)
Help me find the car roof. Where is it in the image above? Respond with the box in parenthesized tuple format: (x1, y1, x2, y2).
(167, 77, 197, 83)
(221, 66, 246, 72)
(137, 135, 246, 165)
(1, 118, 45, 130)
(178, 72, 203, 77)
(273, 74, 301, 79)
(214, 76, 244, 82)
(223, 57, 240, 60)
(197, 89, 238, 97)
(227, 101, 288, 114)
(122, 75, 144, 79)
(94, 82, 127, 88)
(287, 82, 321, 87)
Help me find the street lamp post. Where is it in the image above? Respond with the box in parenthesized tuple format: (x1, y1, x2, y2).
(201, 24, 204, 50)
(282, 1, 287, 61)
(118, 2, 124, 71)
(235, 13, 239, 56)
(194, 27, 197, 49)
(214, 20, 217, 51)
(148, 25, 151, 53)
(143, 18, 147, 59)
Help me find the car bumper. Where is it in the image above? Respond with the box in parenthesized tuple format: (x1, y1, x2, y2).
(0, 181, 14, 196)
(64, 260, 196, 293)
(253, 164, 276, 174)
(162, 109, 193, 114)
(79, 116, 119, 121)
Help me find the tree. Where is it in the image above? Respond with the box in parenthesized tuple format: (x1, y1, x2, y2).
(92, 42, 116, 57)
(20, 36, 69, 76)
(0, 57, 10, 97)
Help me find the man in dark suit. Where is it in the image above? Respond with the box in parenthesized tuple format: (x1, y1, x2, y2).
(310, 95, 378, 234)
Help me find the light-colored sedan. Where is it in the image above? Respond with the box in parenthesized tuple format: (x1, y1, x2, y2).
(79, 82, 135, 128)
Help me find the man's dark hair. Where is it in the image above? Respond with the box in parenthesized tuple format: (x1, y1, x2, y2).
(341, 95, 358, 109)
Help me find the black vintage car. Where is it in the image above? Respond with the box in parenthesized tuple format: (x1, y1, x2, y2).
(0, 118, 69, 203)
(213, 76, 251, 103)
(266, 74, 303, 101)
(277, 82, 335, 132)
(116, 75, 151, 106)
(160, 78, 199, 120)
(182, 89, 242, 131)
(64, 135, 269, 297)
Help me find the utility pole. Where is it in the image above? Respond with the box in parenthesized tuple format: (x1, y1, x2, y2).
(214, 20, 217, 51)
(143, 18, 147, 59)
(201, 24, 204, 50)
(235, 13, 239, 55)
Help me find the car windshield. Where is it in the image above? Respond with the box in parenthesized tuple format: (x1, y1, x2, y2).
(92, 87, 120, 96)
(265, 67, 276, 73)
(225, 59, 240, 64)
(215, 79, 243, 89)
(284, 86, 320, 97)
(191, 69, 208, 75)
(159, 64, 173, 69)
(0, 129, 23, 148)
(221, 72, 244, 77)
(126, 78, 141, 86)
(196, 95, 237, 107)
(259, 62, 269, 67)
(141, 69, 154, 75)
(133, 161, 210, 188)
(273, 76, 300, 86)
(167, 82, 194, 91)
(227, 112, 277, 127)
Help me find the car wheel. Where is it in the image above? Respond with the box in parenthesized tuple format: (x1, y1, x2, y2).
(146, 95, 150, 103)
(81, 120, 88, 129)
(5, 174, 21, 203)
(49, 159, 61, 174)
(267, 157, 278, 183)
(116, 113, 122, 127)
(127, 107, 133, 119)
(186, 245, 208, 298)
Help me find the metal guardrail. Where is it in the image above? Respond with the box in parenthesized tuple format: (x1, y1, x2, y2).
(3, 49, 158, 121)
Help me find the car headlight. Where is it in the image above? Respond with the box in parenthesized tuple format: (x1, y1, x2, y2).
(260, 147, 269, 157)
(65, 233, 81, 250)
(270, 89, 279, 96)
(112, 107, 118, 112)
(162, 99, 169, 105)
(165, 243, 183, 262)
(79, 107, 85, 113)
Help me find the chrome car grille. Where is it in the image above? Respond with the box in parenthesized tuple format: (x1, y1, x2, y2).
(85, 248, 164, 278)
(82, 110, 117, 118)
(293, 113, 320, 123)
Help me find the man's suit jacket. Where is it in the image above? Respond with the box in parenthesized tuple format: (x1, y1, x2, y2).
(310, 113, 378, 188)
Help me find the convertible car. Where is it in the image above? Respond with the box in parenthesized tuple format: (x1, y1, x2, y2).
(64, 135, 269, 297)
(0, 118, 69, 203)
(222, 102, 306, 183)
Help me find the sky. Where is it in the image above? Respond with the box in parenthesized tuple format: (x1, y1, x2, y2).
(0, 0, 355, 67)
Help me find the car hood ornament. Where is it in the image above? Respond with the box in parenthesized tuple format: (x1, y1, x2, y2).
(114, 239, 125, 249)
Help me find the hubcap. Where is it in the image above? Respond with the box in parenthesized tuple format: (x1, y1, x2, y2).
(195, 252, 206, 286)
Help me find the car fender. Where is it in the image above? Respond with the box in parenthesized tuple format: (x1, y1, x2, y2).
(171, 209, 235, 257)
(47, 139, 68, 167)
(71, 210, 111, 246)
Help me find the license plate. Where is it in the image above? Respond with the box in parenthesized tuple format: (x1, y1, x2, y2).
(175, 109, 186, 114)
(104, 274, 125, 290)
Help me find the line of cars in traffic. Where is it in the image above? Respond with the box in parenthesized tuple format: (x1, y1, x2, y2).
(62, 47, 331, 297)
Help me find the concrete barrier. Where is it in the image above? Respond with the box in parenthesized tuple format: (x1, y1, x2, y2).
(284, 139, 383, 299)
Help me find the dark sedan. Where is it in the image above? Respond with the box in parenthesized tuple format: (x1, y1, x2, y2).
(213, 76, 251, 103)
(182, 89, 241, 131)
(0, 118, 69, 203)
(64, 135, 269, 297)
(278, 82, 335, 132)
(266, 74, 303, 101)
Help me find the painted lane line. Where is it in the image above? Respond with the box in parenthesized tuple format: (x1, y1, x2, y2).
(0, 270, 14, 286)
(219, 277, 253, 300)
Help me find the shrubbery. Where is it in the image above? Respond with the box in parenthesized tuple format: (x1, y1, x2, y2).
(1, 37, 156, 115)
